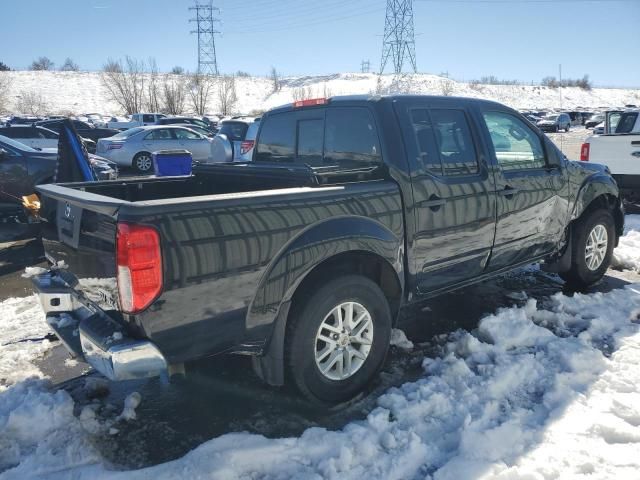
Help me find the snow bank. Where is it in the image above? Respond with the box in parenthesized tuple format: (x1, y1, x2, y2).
(613, 214, 640, 272)
(0, 296, 53, 389)
(3, 71, 640, 116)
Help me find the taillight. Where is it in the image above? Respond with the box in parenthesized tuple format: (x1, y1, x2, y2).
(240, 140, 254, 155)
(116, 223, 162, 314)
(580, 143, 590, 161)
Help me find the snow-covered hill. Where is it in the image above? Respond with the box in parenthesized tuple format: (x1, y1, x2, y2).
(3, 70, 640, 116)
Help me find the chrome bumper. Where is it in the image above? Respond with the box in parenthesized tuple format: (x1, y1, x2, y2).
(32, 272, 167, 381)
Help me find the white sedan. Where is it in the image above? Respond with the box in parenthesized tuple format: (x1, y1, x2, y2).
(96, 125, 213, 173)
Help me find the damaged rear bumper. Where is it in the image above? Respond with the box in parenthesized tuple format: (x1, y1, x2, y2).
(32, 272, 167, 381)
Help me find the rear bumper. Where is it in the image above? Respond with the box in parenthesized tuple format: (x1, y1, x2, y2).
(32, 272, 167, 381)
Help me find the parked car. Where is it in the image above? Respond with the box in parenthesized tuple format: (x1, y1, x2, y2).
(582, 109, 640, 197)
(0, 135, 116, 218)
(171, 124, 215, 138)
(210, 118, 260, 162)
(32, 95, 623, 405)
(8, 115, 45, 125)
(107, 113, 166, 130)
(537, 113, 571, 132)
(155, 116, 216, 134)
(585, 113, 605, 129)
(96, 125, 213, 173)
(35, 119, 119, 153)
(0, 125, 98, 153)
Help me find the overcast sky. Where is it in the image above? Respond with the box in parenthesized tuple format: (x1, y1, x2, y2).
(2, 0, 639, 87)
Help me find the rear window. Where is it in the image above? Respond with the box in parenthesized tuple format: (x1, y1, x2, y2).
(112, 127, 144, 139)
(219, 121, 249, 141)
(324, 107, 381, 168)
(615, 112, 638, 134)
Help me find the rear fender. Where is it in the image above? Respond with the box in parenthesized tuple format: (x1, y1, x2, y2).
(247, 215, 404, 385)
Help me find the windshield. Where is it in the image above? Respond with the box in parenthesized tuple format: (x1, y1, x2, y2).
(0, 134, 38, 152)
(112, 127, 144, 139)
(544, 115, 559, 121)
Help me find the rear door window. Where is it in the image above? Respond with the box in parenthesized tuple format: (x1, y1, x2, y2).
(615, 112, 638, 134)
(143, 114, 155, 123)
(324, 107, 381, 168)
(255, 113, 295, 162)
(145, 129, 174, 140)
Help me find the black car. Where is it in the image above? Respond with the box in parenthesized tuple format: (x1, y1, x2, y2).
(35, 119, 120, 152)
(32, 95, 623, 405)
(584, 113, 604, 129)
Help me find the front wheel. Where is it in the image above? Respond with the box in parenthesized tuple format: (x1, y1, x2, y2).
(560, 209, 615, 289)
(286, 275, 392, 404)
(565, 124, 570, 132)
(133, 152, 153, 174)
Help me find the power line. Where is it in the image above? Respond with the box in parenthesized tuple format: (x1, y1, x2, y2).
(380, 0, 417, 74)
(189, 0, 220, 76)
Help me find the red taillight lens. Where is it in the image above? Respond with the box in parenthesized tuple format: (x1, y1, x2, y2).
(116, 223, 162, 314)
(240, 140, 254, 155)
(580, 143, 590, 161)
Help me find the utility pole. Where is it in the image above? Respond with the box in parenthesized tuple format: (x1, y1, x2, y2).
(189, 0, 220, 76)
(361, 60, 371, 73)
(380, 0, 417, 74)
(559, 63, 563, 110)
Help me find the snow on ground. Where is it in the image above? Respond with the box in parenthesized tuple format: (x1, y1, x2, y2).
(3, 70, 640, 116)
(2, 218, 640, 479)
(612, 215, 640, 272)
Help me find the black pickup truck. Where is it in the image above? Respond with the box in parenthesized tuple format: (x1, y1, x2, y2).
(32, 95, 624, 404)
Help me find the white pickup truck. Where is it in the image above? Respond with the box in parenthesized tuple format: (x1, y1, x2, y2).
(106, 113, 166, 130)
(581, 110, 640, 197)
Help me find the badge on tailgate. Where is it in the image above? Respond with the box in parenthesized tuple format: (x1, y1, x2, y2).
(57, 201, 82, 248)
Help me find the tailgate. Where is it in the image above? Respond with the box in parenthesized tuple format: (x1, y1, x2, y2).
(37, 183, 123, 310)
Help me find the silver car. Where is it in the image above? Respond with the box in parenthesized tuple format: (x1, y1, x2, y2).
(96, 125, 213, 173)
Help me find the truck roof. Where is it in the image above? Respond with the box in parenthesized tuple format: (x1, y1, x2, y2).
(267, 94, 509, 115)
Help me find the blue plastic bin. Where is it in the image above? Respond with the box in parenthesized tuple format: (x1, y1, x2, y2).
(152, 150, 193, 176)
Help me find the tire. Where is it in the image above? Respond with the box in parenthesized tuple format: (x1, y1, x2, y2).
(286, 275, 392, 405)
(133, 152, 153, 174)
(554, 125, 559, 133)
(565, 124, 570, 132)
(560, 209, 615, 289)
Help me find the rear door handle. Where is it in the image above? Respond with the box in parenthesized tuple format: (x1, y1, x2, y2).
(498, 186, 519, 199)
(424, 194, 446, 211)
(632, 151, 640, 158)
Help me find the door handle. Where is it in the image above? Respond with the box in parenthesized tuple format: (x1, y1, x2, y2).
(631, 151, 640, 158)
(498, 186, 519, 199)
(424, 194, 446, 211)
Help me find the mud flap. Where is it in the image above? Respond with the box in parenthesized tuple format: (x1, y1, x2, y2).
(541, 228, 572, 274)
(251, 300, 291, 386)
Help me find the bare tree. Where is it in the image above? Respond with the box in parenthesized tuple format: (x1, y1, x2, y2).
(0, 73, 12, 113)
(440, 79, 454, 96)
(15, 90, 49, 115)
(217, 75, 238, 116)
(187, 73, 214, 115)
(270, 66, 280, 92)
(0, 61, 10, 72)
(162, 74, 187, 115)
(60, 58, 79, 71)
(145, 58, 161, 112)
(100, 56, 146, 114)
(171, 66, 184, 75)
(30, 56, 55, 71)
(292, 86, 313, 102)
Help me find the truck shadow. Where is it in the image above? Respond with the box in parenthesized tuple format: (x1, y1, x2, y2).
(62, 267, 633, 470)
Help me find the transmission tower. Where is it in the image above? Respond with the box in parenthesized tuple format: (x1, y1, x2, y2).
(189, 0, 220, 76)
(361, 60, 371, 73)
(379, 0, 417, 75)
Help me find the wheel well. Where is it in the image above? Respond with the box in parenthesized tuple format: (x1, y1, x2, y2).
(289, 251, 403, 325)
(580, 193, 623, 239)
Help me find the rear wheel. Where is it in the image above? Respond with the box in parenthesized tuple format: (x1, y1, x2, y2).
(133, 152, 153, 174)
(565, 124, 570, 132)
(560, 209, 615, 289)
(554, 125, 559, 133)
(286, 275, 391, 404)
